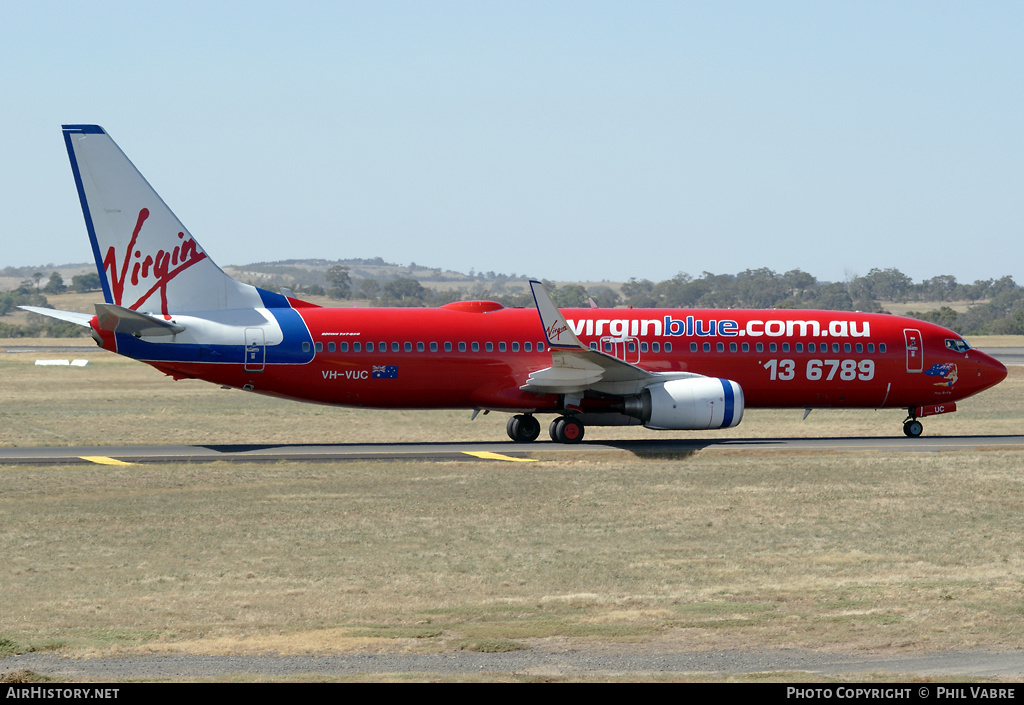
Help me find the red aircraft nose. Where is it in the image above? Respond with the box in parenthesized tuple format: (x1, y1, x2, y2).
(972, 349, 1008, 393)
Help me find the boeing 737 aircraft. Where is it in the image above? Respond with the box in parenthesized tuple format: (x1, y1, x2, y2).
(25, 125, 1007, 442)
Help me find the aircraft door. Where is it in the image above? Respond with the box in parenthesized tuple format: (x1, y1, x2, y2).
(245, 328, 266, 372)
(904, 328, 923, 373)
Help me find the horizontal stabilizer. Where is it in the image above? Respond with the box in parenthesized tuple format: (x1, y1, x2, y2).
(20, 306, 93, 327)
(94, 303, 185, 337)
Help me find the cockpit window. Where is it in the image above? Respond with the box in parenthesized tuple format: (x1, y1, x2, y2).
(945, 338, 971, 353)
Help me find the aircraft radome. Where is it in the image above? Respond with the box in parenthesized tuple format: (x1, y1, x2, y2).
(24, 125, 1008, 443)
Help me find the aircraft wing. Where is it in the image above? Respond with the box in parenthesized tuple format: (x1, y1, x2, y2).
(522, 281, 700, 396)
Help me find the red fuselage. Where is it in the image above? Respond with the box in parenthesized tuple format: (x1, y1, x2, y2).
(136, 302, 1007, 415)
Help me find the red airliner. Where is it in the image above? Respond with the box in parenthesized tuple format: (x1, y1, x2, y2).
(27, 125, 1007, 442)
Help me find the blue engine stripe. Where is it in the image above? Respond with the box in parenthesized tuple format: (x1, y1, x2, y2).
(720, 378, 735, 428)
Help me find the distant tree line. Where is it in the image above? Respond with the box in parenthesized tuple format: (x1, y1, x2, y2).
(5, 266, 1024, 338)
(333, 267, 1024, 337)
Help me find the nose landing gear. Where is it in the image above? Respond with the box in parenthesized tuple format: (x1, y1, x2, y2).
(903, 413, 923, 438)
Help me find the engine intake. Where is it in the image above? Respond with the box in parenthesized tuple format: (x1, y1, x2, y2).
(623, 377, 744, 430)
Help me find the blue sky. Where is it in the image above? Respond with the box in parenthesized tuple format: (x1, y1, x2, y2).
(2, 1, 1022, 285)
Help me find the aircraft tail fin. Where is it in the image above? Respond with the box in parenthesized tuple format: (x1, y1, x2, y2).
(61, 125, 266, 315)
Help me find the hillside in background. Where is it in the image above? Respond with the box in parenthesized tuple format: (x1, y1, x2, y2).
(3, 259, 1024, 338)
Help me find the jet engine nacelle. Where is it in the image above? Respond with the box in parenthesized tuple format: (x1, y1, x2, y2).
(623, 377, 744, 430)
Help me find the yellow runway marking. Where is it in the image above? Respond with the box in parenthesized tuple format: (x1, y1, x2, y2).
(79, 456, 135, 466)
(462, 451, 538, 463)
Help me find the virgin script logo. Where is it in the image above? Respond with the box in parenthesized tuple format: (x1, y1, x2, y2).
(546, 321, 569, 342)
(102, 208, 207, 315)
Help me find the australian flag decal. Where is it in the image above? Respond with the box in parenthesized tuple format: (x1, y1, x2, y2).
(924, 362, 958, 387)
(372, 365, 398, 379)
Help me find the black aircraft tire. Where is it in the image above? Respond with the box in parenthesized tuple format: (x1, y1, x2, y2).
(549, 417, 565, 442)
(558, 418, 585, 444)
(903, 419, 924, 437)
(516, 414, 541, 442)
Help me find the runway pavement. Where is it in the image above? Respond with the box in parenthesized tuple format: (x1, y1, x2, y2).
(2, 435, 1023, 466)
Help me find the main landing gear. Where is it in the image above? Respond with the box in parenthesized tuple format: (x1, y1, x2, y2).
(505, 414, 585, 444)
(506, 414, 541, 443)
(549, 416, 585, 444)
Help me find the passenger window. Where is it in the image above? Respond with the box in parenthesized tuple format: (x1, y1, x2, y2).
(664, 342, 670, 352)
(880, 344, 887, 353)
(353, 342, 361, 352)
(459, 342, 466, 352)
(729, 342, 737, 352)
(430, 342, 437, 352)
(756, 343, 763, 352)
(444, 342, 452, 352)
(392, 342, 400, 352)
(525, 342, 532, 352)
(486, 342, 493, 352)
(512, 342, 520, 352)
(472, 342, 479, 352)
(328, 342, 335, 353)
(652, 342, 660, 353)
(690, 343, 697, 352)
(302, 342, 310, 352)
(832, 343, 840, 353)
(742, 343, 749, 352)
(769, 343, 777, 352)
(703, 342, 711, 352)
(499, 342, 506, 352)
(717, 342, 724, 352)
(844, 343, 851, 353)
(416, 342, 424, 352)
(315, 342, 323, 352)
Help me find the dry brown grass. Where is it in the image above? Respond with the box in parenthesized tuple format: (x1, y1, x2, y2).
(2, 450, 1024, 657)
(2, 337, 1024, 660)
